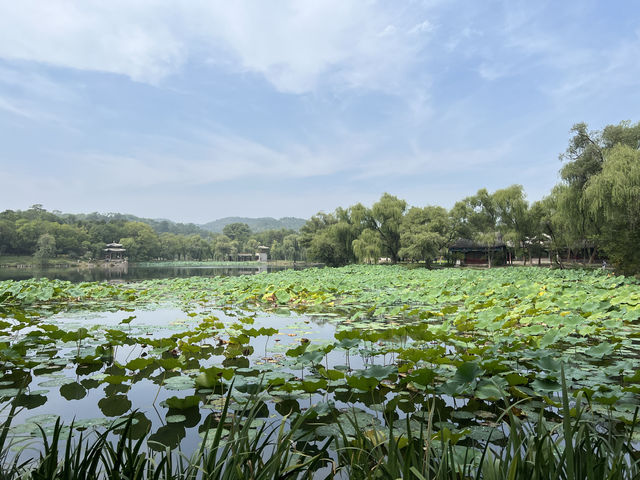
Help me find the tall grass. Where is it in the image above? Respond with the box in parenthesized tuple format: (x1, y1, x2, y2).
(1, 381, 639, 479)
(336, 374, 640, 479)
(0, 389, 332, 480)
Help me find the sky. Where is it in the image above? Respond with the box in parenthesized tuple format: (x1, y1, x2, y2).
(0, 1, 638, 224)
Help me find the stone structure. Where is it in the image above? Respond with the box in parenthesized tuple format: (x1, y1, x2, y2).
(257, 246, 269, 263)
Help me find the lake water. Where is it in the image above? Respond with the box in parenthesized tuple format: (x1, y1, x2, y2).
(0, 263, 299, 282)
(0, 305, 376, 459)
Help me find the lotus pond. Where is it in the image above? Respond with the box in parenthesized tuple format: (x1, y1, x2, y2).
(1, 265, 640, 457)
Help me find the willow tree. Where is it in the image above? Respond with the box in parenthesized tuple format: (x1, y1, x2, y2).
(493, 185, 532, 264)
(453, 189, 500, 267)
(584, 144, 640, 274)
(352, 229, 382, 264)
(558, 121, 640, 263)
(399, 206, 456, 266)
(34, 233, 56, 265)
(366, 193, 407, 263)
(300, 205, 367, 266)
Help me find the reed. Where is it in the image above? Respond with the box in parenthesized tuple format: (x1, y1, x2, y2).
(1, 377, 639, 479)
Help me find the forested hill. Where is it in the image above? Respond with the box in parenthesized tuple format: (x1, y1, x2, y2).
(61, 213, 307, 235)
(200, 217, 306, 233)
(60, 212, 207, 236)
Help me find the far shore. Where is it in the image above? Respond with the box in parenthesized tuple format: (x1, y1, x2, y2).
(0, 255, 320, 270)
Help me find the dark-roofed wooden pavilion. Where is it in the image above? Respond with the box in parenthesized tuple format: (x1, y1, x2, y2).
(104, 242, 126, 262)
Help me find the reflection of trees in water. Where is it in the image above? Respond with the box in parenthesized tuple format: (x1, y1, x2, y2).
(0, 264, 297, 282)
(304, 316, 333, 327)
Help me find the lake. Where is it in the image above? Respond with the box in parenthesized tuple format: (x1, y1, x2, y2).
(0, 263, 299, 282)
(0, 306, 348, 455)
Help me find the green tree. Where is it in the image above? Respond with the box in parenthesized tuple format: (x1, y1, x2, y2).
(282, 234, 300, 261)
(222, 223, 252, 246)
(306, 230, 344, 266)
(34, 233, 56, 265)
(352, 229, 382, 264)
(187, 234, 210, 260)
(493, 185, 530, 264)
(121, 222, 160, 260)
(0, 219, 17, 255)
(159, 232, 181, 260)
(366, 193, 406, 263)
(214, 235, 233, 261)
(584, 144, 640, 274)
(15, 219, 47, 254)
(452, 189, 500, 267)
(559, 121, 640, 263)
(399, 206, 455, 266)
(245, 238, 259, 254)
(300, 208, 366, 266)
(49, 223, 89, 257)
(270, 240, 283, 260)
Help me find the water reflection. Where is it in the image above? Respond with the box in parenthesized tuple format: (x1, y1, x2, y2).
(0, 264, 298, 282)
(1, 307, 345, 455)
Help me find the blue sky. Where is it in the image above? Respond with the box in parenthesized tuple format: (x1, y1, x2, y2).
(0, 1, 638, 224)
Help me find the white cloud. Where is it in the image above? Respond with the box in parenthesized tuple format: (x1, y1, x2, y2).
(354, 142, 513, 180)
(0, 1, 435, 94)
(409, 20, 434, 35)
(40, 130, 359, 195)
(477, 63, 511, 81)
(537, 28, 640, 105)
(0, 1, 185, 84)
(378, 25, 397, 37)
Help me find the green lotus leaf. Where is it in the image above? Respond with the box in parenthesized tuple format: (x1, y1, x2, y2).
(166, 414, 186, 423)
(195, 366, 233, 389)
(406, 367, 436, 387)
(475, 380, 507, 401)
(98, 395, 132, 417)
(126, 357, 154, 371)
(453, 362, 483, 384)
(531, 378, 562, 393)
(286, 342, 310, 357)
(163, 395, 200, 410)
(164, 375, 195, 391)
(14, 393, 47, 409)
(585, 342, 615, 358)
(300, 379, 328, 393)
(59, 382, 86, 400)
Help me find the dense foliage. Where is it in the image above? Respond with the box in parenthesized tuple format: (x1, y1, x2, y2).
(299, 121, 640, 273)
(201, 216, 307, 233)
(0, 207, 304, 262)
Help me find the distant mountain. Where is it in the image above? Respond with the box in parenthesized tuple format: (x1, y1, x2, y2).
(200, 217, 307, 233)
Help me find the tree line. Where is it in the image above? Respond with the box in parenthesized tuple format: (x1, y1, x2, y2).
(299, 120, 640, 273)
(1, 120, 639, 272)
(0, 207, 304, 263)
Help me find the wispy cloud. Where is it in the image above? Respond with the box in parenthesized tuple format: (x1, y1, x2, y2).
(41, 131, 360, 193)
(0, 95, 60, 122)
(353, 142, 514, 180)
